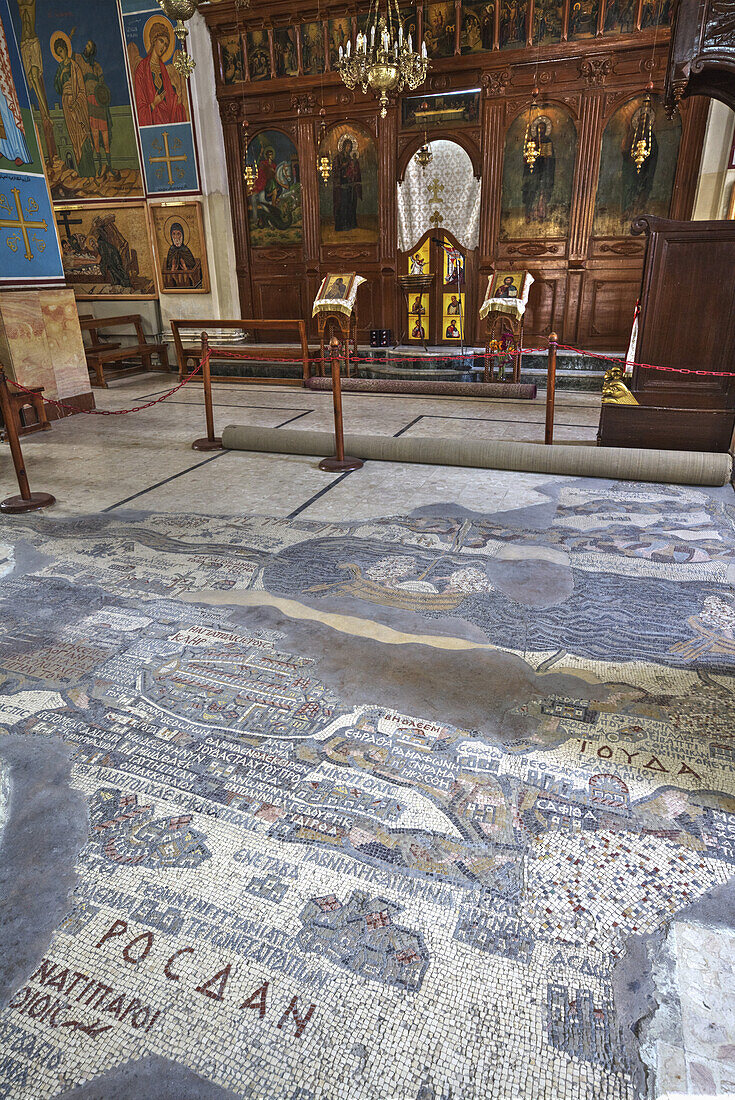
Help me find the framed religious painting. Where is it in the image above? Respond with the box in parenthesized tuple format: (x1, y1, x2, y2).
(55, 202, 157, 299)
(12, 0, 144, 201)
(247, 29, 272, 80)
(592, 95, 681, 238)
(461, 0, 495, 52)
(490, 271, 523, 298)
(318, 273, 355, 302)
(500, 104, 578, 240)
(424, 2, 457, 56)
(499, 0, 528, 46)
(274, 26, 299, 78)
(149, 201, 210, 294)
(401, 90, 480, 130)
(218, 32, 245, 84)
(327, 17, 352, 69)
(318, 122, 379, 245)
(244, 129, 303, 248)
(312, 273, 366, 319)
(300, 23, 325, 74)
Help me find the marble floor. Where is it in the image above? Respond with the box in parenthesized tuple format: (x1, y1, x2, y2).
(1, 373, 734, 1100)
(1, 374, 600, 518)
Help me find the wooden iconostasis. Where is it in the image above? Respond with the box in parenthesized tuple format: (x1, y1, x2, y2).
(204, 0, 707, 350)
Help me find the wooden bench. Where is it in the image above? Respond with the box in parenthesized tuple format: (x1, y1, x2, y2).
(79, 314, 170, 389)
(0, 380, 51, 440)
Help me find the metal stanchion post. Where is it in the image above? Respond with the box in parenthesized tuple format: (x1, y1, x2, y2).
(0, 368, 55, 513)
(319, 338, 364, 473)
(545, 331, 558, 445)
(192, 332, 223, 451)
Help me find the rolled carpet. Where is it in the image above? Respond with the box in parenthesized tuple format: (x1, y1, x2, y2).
(221, 425, 733, 486)
(305, 377, 537, 400)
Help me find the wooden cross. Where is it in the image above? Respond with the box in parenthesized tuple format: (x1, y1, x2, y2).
(56, 209, 83, 240)
(427, 179, 444, 203)
(0, 188, 47, 262)
(430, 210, 443, 229)
(149, 130, 188, 186)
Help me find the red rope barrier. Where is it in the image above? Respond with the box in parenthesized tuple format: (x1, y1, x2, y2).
(556, 344, 735, 378)
(7, 353, 209, 416)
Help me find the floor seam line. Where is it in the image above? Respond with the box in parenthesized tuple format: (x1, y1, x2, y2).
(286, 469, 358, 519)
(102, 451, 230, 512)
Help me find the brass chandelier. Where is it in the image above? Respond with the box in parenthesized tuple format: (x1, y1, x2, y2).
(338, 0, 429, 118)
(156, 0, 249, 77)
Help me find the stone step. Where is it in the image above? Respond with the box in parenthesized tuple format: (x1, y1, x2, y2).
(204, 348, 617, 391)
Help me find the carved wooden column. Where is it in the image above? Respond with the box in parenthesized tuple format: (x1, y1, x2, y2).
(479, 79, 508, 267)
(564, 65, 608, 342)
(379, 103, 398, 339)
(219, 98, 253, 316)
(296, 104, 320, 268)
(568, 69, 608, 261)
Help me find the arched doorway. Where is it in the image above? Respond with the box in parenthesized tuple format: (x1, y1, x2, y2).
(397, 139, 481, 346)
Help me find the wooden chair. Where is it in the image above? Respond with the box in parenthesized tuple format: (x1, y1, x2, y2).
(79, 314, 170, 388)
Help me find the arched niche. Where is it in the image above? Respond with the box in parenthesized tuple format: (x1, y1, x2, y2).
(397, 139, 482, 254)
(318, 122, 379, 246)
(397, 131, 481, 181)
(500, 102, 578, 240)
(592, 93, 682, 238)
(244, 129, 303, 248)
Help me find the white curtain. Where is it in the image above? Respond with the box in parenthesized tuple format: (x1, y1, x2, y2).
(397, 140, 481, 253)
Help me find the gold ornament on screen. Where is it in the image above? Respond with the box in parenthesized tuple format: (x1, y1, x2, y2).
(156, 0, 249, 77)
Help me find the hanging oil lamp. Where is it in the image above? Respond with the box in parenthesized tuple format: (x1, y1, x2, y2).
(317, 106, 331, 184)
(242, 122, 256, 194)
(415, 129, 432, 170)
(523, 88, 540, 172)
(631, 89, 654, 174)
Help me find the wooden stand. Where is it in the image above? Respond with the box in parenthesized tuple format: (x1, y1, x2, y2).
(4, 382, 51, 438)
(0, 368, 55, 513)
(319, 339, 364, 473)
(192, 333, 223, 451)
(484, 310, 524, 384)
(545, 333, 558, 446)
(317, 311, 357, 379)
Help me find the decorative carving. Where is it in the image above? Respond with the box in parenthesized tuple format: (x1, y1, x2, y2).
(219, 99, 241, 124)
(291, 94, 316, 115)
(599, 241, 644, 254)
(538, 69, 555, 85)
(665, 0, 735, 112)
(430, 74, 451, 91)
(507, 243, 560, 255)
(704, 0, 735, 47)
(336, 90, 355, 106)
(258, 248, 300, 261)
(602, 365, 639, 404)
(482, 69, 511, 96)
(323, 248, 372, 260)
(579, 58, 612, 86)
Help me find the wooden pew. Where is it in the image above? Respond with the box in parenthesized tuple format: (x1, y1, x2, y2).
(79, 314, 170, 389)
